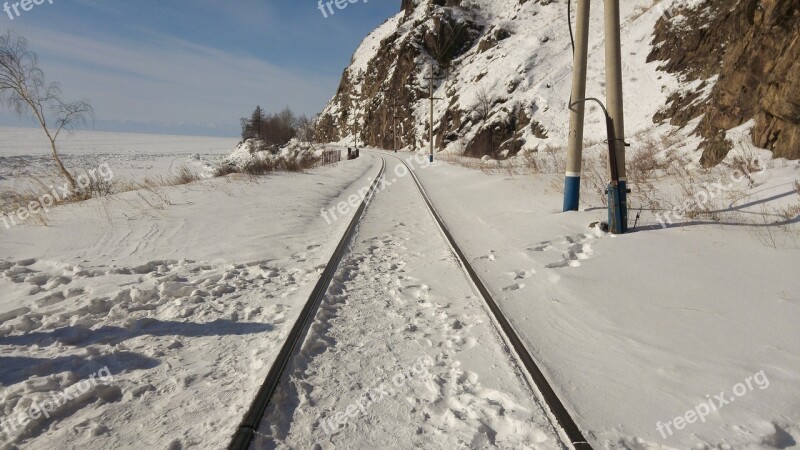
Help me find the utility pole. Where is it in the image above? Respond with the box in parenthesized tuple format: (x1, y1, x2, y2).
(393, 115, 403, 152)
(604, 0, 628, 233)
(351, 115, 359, 149)
(564, 0, 590, 212)
(424, 72, 445, 163)
(390, 100, 403, 152)
(563, 0, 628, 233)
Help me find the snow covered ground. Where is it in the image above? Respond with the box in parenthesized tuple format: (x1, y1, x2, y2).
(0, 132, 381, 449)
(1, 128, 798, 449)
(255, 155, 568, 449)
(405, 148, 800, 449)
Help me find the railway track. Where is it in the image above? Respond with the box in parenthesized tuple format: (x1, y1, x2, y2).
(229, 152, 592, 450)
(228, 157, 386, 449)
(385, 152, 592, 449)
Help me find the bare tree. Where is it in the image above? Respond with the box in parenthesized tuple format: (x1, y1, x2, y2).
(0, 31, 94, 190)
(295, 114, 318, 142)
(475, 86, 493, 122)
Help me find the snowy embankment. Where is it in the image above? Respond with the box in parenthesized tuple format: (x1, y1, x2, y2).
(0, 139, 378, 449)
(407, 149, 800, 449)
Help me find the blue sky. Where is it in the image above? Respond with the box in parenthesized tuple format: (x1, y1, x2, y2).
(0, 0, 400, 136)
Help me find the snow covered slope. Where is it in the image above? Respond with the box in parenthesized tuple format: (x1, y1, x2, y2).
(317, 0, 685, 158)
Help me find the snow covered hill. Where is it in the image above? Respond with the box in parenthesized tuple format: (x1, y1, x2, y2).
(316, 0, 800, 165)
(316, 0, 683, 158)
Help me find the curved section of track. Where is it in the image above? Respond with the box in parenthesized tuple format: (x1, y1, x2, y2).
(384, 152, 592, 450)
(228, 156, 386, 450)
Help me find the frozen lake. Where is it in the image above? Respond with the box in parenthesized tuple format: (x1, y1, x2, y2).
(0, 126, 238, 189)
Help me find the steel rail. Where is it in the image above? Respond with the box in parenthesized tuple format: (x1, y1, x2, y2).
(228, 157, 387, 450)
(385, 152, 593, 450)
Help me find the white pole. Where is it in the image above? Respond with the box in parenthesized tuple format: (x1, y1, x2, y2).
(564, 0, 591, 212)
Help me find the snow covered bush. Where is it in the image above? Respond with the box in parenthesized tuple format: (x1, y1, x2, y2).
(215, 139, 321, 176)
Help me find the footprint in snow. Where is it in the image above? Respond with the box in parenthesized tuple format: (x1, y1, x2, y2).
(503, 283, 525, 292)
(508, 269, 535, 280)
(529, 242, 552, 252)
(544, 234, 595, 270)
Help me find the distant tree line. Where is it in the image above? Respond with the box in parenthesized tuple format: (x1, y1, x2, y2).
(240, 106, 317, 148)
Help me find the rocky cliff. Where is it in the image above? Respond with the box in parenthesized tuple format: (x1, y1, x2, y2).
(649, 0, 800, 165)
(318, 0, 800, 164)
(315, 0, 578, 158)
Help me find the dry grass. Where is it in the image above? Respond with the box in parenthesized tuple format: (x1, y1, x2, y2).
(1, 186, 51, 227)
(520, 145, 567, 175)
(217, 158, 277, 177)
(170, 166, 201, 185)
(625, 135, 693, 212)
(722, 143, 765, 188)
(27, 151, 321, 225)
(213, 153, 319, 178)
(437, 154, 492, 171)
(0, 165, 206, 228)
(780, 202, 800, 222)
(779, 180, 800, 221)
(438, 145, 567, 177)
(748, 204, 800, 250)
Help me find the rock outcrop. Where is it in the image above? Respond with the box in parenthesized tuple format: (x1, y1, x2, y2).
(319, 0, 799, 165)
(315, 0, 547, 158)
(649, 0, 800, 165)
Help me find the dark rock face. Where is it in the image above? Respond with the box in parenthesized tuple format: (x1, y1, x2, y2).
(314, 23, 425, 150)
(321, 0, 798, 164)
(315, 1, 488, 153)
(314, 0, 558, 158)
(316, 0, 536, 158)
(649, 0, 800, 165)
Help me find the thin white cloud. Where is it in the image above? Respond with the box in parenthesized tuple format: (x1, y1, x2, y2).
(2, 22, 336, 134)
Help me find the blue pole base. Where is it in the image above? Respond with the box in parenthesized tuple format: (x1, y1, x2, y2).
(429, 155, 434, 163)
(563, 175, 581, 212)
(607, 182, 628, 234)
